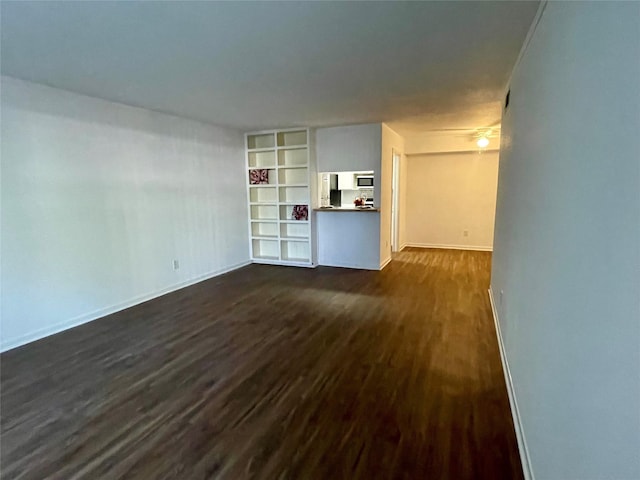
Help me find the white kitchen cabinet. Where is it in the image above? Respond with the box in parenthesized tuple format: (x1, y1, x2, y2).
(338, 172, 355, 190)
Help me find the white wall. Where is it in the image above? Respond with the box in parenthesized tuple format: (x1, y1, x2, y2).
(315, 211, 381, 270)
(316, 123, 382, 205)
(380, 123, 404, 266)
(405, 151, 499, 250)
(398, 153, 408, 250)
(380, 124, 404, 265)
(1, 76, 250, 351)
(316, 123, 383, 269)
(315, 123, 404, 269)
(405, 131, 498, 155)
(491, 3, 640, 479)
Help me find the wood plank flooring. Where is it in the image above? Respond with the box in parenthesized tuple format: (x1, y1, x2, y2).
(0, 248, 522, 479)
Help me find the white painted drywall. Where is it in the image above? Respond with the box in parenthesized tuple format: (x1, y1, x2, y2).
(405, 151, 499, 250)
(404, 131, 495, 155)
(398, 153, 408, 250)
(1, 76, 250, 351)
(380, 124, 404, 265)
(316, 123, 382, 205)
(315, 123, 404, 268)
(316, 124, 383, 269)
(315, 211, 381, 270)
(491, 2, 640, 479)
(0, 2, 539, 133)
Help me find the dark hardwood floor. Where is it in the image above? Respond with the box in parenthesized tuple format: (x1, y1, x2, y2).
(0, 248, 522, 479)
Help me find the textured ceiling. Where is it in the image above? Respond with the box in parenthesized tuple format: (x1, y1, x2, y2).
(1, 1, 539, 135)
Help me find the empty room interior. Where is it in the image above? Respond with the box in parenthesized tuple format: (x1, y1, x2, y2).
(1, 1, 639, 479)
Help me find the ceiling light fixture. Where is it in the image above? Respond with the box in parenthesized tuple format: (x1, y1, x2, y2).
(477, 136, 490, 148)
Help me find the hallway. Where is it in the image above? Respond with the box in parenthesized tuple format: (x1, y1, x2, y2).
(1, 249, 522, 479)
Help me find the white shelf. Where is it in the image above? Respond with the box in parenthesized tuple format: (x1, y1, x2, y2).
(278, 147, 308, 167)
(248, 150, 276, 168)
(252, 238, 279, 259)
(280, 222, 308, 239)
(279, 260, 312, 266)
(253, 255, 280, 261)
(249, 186, 277, 204)
(278, 167, 308, 185)
(279, 186, 309, 204)
(277, 130, 307, 147)
(279, 204, 309, 221)
(251, 221, 279, 238)
(248, 168, 277, 186)
(250, 204, 278, 221)
(247, 147, 275, 153)
(276, 144, 307, 149)
(281, 257, 310, 263)
(281, 239, 310, 263)
(248, 133, 275, 150)
(246, 128, 313, 267)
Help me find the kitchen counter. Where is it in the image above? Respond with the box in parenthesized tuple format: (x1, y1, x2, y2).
(313, 206, 379, 212)
(315, 207, 381, 270)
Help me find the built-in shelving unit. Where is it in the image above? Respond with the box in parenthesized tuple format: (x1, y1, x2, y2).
(246, 128, 314, 266)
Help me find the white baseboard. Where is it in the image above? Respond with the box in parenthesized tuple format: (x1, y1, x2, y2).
(0, 260, 251, 353)
(405, 242, 493, 252)
(252, 259, 316, 268)
(317, 261, 379, 271)
(488, 287, 534, 480)
(379, 256, 392, 270)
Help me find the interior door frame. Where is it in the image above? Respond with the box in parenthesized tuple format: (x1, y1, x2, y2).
(391, 149, 401, 252)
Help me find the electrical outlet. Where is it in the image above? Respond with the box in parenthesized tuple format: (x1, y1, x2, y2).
(500, 290, 504, 305)
(173, 259, 180, 270)
(463, 230, 469, 237)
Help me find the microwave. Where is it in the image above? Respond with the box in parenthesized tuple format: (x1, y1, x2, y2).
(356, 175, 374, 187)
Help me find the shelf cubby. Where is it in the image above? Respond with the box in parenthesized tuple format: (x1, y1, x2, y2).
(252, 239, 279, 260)
(279, 204, 309, 221)
(252, 222, 279, 238)
(248, 150, 276, 168)
(278, 167, 308, 185)
(278, 147, 307, 167)
(281, 240, 310, 262)
(250, 204, 278, 221)
(250, 186, 277, 203)
(277, 130, 307, 147)
(279, 186, 308, 203)
(248, 168, 277, 185)
(280, 222, 309, 239)
(247, 133, 275, 150)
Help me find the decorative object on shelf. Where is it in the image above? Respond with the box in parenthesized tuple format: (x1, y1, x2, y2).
(250, 169, 269, 184)
(292, 205, 308, 221)
(354, 197, 364, 207)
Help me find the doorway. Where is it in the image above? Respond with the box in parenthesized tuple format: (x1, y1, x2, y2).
(391, 150, 401, 252)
